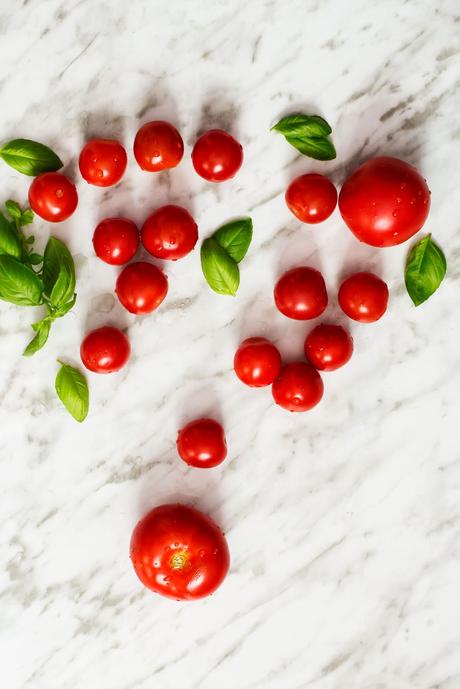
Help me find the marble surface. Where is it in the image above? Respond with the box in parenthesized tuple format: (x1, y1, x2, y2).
(1, 1, 460, 687)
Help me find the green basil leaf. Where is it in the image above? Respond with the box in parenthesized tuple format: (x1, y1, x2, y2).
(0, 255, 43, 305)
(20, 209, 34, 226)
(213, 217, 253, 263)
(286, 135, 336, 160)
(23, 318, 52, 356)
(5, 200, 22, 221)
(0, 139, 63, 176)
(201, 238, 240, 296)
(43, 237, 76, 306)
(272, 113, 332, 138)
(55, 361, 89, 422)
(53, 293, 76, 318)
(28, 253, 43, 265)
(405, 234, 446, 306)
(0, 211, 22, 259)
(25, 235, 35, 245)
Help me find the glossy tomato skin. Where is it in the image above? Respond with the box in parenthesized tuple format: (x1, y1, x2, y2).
(274, 267, 328, 320)
(192, 129, 243, 182)
(130, 503, 230, 600)
(115, 261, 168, 315)
(286, 173, 337, 223)
(177, 418, 227, 469)
(79, 139, 127, 187)
(339, 157, 430, 247)
(272, 362, 324, 412)
(28, 172, 78, 222)
(133, 121, 184, 172)
(80, 326, 130, 373)
(304, 324, 353, 371)
(141, 205, 198, 261)
(338, 272, 389, 323)
(234, 337, 282, 387)
(93, 217, 139, 265)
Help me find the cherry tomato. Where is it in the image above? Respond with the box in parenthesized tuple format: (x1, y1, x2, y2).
(339, 157, 430, 247)
(234, 337, 282, 387)
(285, 173, 337, 223)
(79, 139, 127, 187)
(130, 503, 230, 600)
(272, 362, 323, 412)
(92, 218, 139, 265)
(133, 121, 184, 172)
(338, 272, 389, 323)
(80, 326, 130, 374)
(141, 205, 198, 261)
(304, 324, 353, 371)
(115, 261, 168, 315)
(274, 267, 328, 320)
(177, 418, 227, 469)
(28, 172, 78, 222)
(192, 129, 243, 182)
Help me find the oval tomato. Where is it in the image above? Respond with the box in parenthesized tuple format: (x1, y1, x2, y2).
(115, 261, 168, 314)
(285, 173, 337, 223)
(177, 418, 227, 468)
(133, 121, 184, 172)
(338, 272, 389, 323)
(141, 205, 198, 260)
(79, 139, 127, 187)
(274, 267, 328, 320)
(28, 172, 78, 222)
(272, 362, 323, 412)
(304, 324, 353, 371)
(93, 217, 139, 265)
(192, 129, 243, 182)
(234, 337, 282, 387)
(80, 326, 130, 373)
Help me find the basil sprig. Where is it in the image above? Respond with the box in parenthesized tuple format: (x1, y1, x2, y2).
(0, 139, 63, 176)
(405, 234, 446, 306)
(272, 113, 336, 160)
(55, 361, 89, 422)
(201, 217, 252, 296)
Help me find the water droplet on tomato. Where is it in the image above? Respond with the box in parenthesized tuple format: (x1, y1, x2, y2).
(396, 197, 401, 204)
(400, 182, 407, 190)
(409, 198, 415, 205)
(55, 189, 64, 198)
(392, 210, 398, 217)
(96, 169, 103, 178)
(198, 549, 206, 558)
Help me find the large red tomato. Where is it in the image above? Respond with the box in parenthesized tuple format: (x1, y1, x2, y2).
(141, 205, 198, 260)
(28, 172, 78, 222)
(176, 418, 227, 468)
(79, 139, 127, 187)
(339, 157, 430, 247)
(274, 267, 328, 320)
(80, 326, 131, 373)
(115, 261, 168, 314)
(133, 121, 184, 172)
(130, 503, 230, 600)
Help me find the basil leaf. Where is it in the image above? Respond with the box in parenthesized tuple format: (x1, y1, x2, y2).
(286, 135, 336, 161)
(5, 200, 22, 222)
(0, 255, 43, 305)
(0, 139, 63, 176)
(405, 235, 446, 306)
(272, 113, 332, 138)
(20, 209, 34, 226)
(53, 293, 77, 318)
(28, 253, 43, 265)
(23, 318, 52, 356)
(43, 237, 76, 306)
(25, 235, 35, 245)
(213, 217, 253, 263)
(201, 238, 240, 296)
(55, 361, 89, 422)
(0, 211, 22, 259)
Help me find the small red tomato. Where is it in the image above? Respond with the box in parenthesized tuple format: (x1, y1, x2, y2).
(177, 418, 227, 469)
(304, 324, 353, 371)
(141, 205, 198, 261)
(115, 261, 168, 315)
(338, 272, 389, 323)
(272, 362, 324, 412)
(133, 121, 184, 172)
(192, 129, 243, 182)
(285, 173, 337, 223)
(80, 326, 130, 374)
(93, 217, 139, 265)
(274, 267, 328, 320)
(79, 139, 127, 187)
(28, 172, 78, 222)
(130, 503, 230, 600)
(233, 337, 282, 387)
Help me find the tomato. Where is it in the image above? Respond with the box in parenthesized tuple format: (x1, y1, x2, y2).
(80, 326, 130, 373)
(338, 272, 389, 323)
(192, 129, 243, 182)
(285, 173, 337, 223)
(339, 157, 430, 247)
(274, 267, 328, 320)
(141, 205, 198, 261)
(130, 503, 230, 600)
(28, 172, 78, 222)
(115, 261, 168, 315)
(304, 324, 353, 371)
(92, 217, 139, 265)
(79, 139, 127, 187)
(272, 362, 323, 412)
(234, 337, 282, 387)
(133, 121, 184, 172)
(177, 418, 227, 469)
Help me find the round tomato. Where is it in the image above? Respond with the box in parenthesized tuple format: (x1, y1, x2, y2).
(93, 217, 139, 265)
(304, 324, 353, 371)
(28, 172, 78, 222)
(234, 337, 282, 387)
(274, 267, 328, 320)
(285, 173, 337, 223)
(338, 272, 389, 323)
(272, 362, 323, 412)
(192, 129, 243, 182)
(339, 157, 430, 247)
(177, 418, 227, 469)
(115, 261, 168, 315)
(133, 121, 184, 172)
(79, 138, 127, 187)
(130, 503, 230, 600)
(141, 205, 198, 260)
(80, 326, 130, 373)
